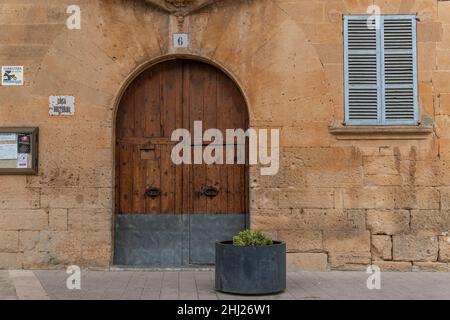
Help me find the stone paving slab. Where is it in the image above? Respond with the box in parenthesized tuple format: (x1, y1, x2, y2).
(1, 270, 450, 300)
(0, 271, 17, 300)
(9, 270, 49, 300)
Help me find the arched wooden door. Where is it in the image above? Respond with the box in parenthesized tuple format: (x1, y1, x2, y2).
(114, 59, 248, 266)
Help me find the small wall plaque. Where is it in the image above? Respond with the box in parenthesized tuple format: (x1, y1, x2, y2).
(49, 96, 75, 116)
(0, 128, 38, 175)
(2, 66, 24, 86)
(173, 33, 189, 48)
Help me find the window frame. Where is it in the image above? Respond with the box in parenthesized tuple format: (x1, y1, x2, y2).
(344, 15, 419, 126)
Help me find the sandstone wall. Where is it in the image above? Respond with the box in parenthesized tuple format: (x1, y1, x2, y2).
(0, 0, 449, 271)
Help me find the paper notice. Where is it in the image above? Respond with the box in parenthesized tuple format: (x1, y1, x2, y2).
(0, 134, 17, 141)
(17, 153, 28, 168)
(0, 143, 18, 160)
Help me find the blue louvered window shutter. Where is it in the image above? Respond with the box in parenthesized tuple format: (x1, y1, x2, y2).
(344, 15, 419, 125)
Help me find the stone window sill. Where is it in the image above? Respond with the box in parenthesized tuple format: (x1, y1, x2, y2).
(329, 123, 434, 140)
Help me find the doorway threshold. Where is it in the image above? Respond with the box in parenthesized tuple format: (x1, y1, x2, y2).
(110, 265, 215, 272)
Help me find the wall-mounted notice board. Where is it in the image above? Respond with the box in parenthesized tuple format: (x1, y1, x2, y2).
(0, 128, 38, 175)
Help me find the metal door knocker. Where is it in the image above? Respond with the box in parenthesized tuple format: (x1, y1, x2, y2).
(145, 187, 161, 198)
(197, 186, 219, 198)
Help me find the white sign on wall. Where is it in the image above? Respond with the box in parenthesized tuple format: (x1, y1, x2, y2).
(173, 33, 189, 48)
(2, 66, 24, 86)
(49, 96, 75, 116)
(0, 134, 18, 160)
(16, 154, 28, 169)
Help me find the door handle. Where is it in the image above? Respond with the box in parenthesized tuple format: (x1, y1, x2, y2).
(145, 187, 161, 198)
(196, 186, 219, 198)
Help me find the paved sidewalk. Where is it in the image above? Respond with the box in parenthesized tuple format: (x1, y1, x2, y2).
(1, 270, 450, 300)
(0, 271, 17, 300)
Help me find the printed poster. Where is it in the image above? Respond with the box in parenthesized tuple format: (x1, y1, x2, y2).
(0, 134, 18, 160)
(2, 66, 24, 86)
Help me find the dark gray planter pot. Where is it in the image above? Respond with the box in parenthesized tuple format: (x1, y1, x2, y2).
(215, 241, 286, 295)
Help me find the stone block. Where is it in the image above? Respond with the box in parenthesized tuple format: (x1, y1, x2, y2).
(40, 187, 112, 209)
(49, 209, 68, 231)
(417, 22, 443, 42)
(324, 231, 371, 267)
(296, 209, 366, 231)
(0, 253, 23, 269)
(342, 187, 396, 209)
(441, 188, 450, 210)
(393, 235, 439, 261)
(0, 210, 48, 231)
(68, 209, 111, 231)
(371, 235, 392, 260)
(438, 1, 450, 22)
(438, 236, 450, 262)
(18, 231, 40, 252)
(367, 210, 410, 235)
(250, 189, 280, 209)
(286, 253, 328, 272)
(279, 188, 334, 209)
(373, 261, 412, 272)
(251, 209, 297, 230)
(413, 262, 449, 272)
(411, 210, 449, 235)
(0, 231, 19, 252)
(433, 71, 450, 93)
(278, 230, 323, 252)
(363, 156, 400, 175)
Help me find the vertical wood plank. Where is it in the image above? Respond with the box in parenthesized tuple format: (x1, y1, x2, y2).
(145, 147, 161, 213)
(190, 62, 207, 214)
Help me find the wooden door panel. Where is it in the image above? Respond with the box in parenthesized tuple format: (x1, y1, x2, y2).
(116, 60, 248, 215)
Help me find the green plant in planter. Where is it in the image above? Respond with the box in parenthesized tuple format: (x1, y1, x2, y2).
(233, 230, 273, 247)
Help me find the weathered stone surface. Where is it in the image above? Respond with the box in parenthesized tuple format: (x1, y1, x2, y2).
(286, 253, 328, 272)
(441, 188, 450, 210)
(342, 187, 396, 209)
(34, 230, 112, 267)
(413, 262, 449, 272)
(68, 209, 111, 231)
(374, 261, 412, 272)
(323, 231, 371, 268)
(279, 188, 335, 209)
(18, 231, 40, 252)
(251, 209, 298, 231)
(0, 231, 19, 253)
(250, 189, 280, 209)
(411, 210, 450, 235)
(394, 187, 441, 210)
(278, 230, 322, 253)
(22, 251, 54, 269)
(367, 210, 410, 235)
(438, 236, 450, 262)
(393, 235, 439, 262)
(0, 253, 23, 269)
(371, 235, 392, 260)
(40, 188, 112, 209)
(0, 210, 48, 231)
(364, 156, 400, 176)
(49, 209, 68, 231)
(252, 208, 365, 231)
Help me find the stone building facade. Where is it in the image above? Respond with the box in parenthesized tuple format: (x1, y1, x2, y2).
(0, 0, 449, 271)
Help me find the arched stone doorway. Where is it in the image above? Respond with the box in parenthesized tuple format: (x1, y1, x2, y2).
(114, 59, 249, 266)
